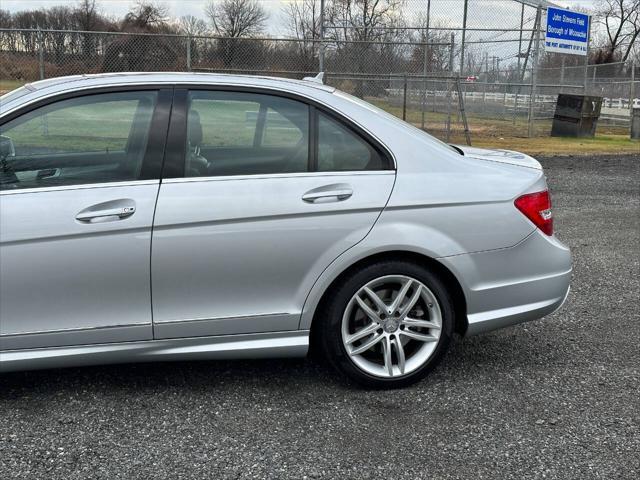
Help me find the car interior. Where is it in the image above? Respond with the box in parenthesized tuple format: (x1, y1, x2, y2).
(185, 92, 310, 177)
(184, 91, 388, 177)
(0, 92, 157, 190)
(0, 89, 391, 192)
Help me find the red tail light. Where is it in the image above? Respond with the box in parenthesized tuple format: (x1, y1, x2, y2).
(514, 190, 553, 236)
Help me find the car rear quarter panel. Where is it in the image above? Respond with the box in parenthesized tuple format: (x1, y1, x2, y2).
(298, 95, 553, 331)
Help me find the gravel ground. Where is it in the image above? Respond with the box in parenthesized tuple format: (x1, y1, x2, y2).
(1, 154, 639, 480)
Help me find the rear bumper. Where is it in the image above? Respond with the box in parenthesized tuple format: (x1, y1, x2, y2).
(440, 230, 572, 336)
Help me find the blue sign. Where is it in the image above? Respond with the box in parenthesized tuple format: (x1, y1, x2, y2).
(545, 7, 590, 56)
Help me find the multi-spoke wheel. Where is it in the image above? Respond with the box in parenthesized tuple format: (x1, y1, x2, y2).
(342, 275, 442, 378)
(317, 261, 453, 388)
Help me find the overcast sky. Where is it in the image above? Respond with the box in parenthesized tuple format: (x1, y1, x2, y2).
(2, 0, 600, 32)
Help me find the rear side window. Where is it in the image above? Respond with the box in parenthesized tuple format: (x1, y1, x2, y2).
(185, 91, 309, 177)
(0, 91, 158, 191)
(317, 112, 387, 171)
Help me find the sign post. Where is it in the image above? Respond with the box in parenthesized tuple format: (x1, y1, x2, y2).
(544, 7, 590, 56)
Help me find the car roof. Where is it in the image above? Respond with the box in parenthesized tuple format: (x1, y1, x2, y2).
(13, 70, 333, 96)
(1, 72, 337, 115)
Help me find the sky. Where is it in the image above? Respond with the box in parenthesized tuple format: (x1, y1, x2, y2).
(0, 0, 604, 67)
(1, 0, 288, 21)
(1, 0, 601, 30)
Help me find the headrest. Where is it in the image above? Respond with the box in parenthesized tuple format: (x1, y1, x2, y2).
(188, 109, 203, 146)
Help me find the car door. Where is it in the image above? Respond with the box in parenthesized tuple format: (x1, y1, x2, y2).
(151, 88, 395, 339)
(0, 88, 171, 350)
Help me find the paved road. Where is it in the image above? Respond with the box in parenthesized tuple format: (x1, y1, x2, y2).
(1, 154, 638, 480)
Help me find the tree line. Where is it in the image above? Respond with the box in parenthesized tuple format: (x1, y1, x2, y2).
(0, 0, 637, 83)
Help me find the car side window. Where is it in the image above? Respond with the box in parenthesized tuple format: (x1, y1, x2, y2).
(317, 112, 387, 172)
(0, 91, 158, 191)
(185, 91, 309, 177)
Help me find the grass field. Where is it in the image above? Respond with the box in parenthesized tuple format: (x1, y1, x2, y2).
(4, 96, 152, 153)
(367, 98, 638, 155)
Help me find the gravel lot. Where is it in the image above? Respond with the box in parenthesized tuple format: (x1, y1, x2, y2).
(1, 154, 638, 480)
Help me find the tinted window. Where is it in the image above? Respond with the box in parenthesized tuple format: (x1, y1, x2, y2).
(0, 91, 158, 191)
(185, 91, 309, 177)
(317, 112, 387, 171)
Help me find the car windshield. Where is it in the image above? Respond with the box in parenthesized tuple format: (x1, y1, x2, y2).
(334, 90, 462, 155)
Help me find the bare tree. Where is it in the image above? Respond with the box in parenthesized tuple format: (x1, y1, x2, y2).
(323, 0, 407, 94)
(325, 0, 405, 43)
(73, 0, 101, 30)
(283, 0, 322, 41)
(123, 1, 170, 32)
(178, 15, 209, 66)
(0, 8, 11, 28)
(282, 0, 322, 69)
(204, 0, 268, 38)
(408, 16, 454, 74)
(178, 15, 209, 37)
(593, 0, 639, 63)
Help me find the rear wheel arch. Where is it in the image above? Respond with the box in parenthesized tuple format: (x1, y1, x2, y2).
(308, 251, 468, 354)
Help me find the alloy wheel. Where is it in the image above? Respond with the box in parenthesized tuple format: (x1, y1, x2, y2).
(341, 275, 442, 378)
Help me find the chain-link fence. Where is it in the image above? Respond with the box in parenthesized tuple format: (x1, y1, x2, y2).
(1, 0, 638, 141)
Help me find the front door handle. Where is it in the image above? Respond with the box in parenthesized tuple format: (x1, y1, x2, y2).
(76, 200, 136, 223)
(302, 184, 353, 204)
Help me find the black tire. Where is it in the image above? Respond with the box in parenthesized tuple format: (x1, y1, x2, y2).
(317, 260, 454, 389)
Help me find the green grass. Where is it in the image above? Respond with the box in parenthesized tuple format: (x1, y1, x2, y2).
(4, 100, 141, 154)
(367, 97, 638, 155)
(193, 98, 303, 147)
(465, 134, 639, 156)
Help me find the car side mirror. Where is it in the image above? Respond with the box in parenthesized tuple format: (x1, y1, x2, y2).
(0, 135, 15, 159)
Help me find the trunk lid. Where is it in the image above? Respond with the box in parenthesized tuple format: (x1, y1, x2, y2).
(454, 145, 542, 171)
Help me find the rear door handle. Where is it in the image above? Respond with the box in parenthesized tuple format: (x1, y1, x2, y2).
(76, 200, 136, 223)
(302, 184, 353, 203)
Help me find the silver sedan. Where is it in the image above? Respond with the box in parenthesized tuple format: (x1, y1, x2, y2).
(0, 73, 571, 388)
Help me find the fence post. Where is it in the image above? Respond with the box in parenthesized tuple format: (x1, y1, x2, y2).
(37, 27, 44, 80)
(186, 35, 192, 71)
(456, 77, 471, 145)
(528, 5, 542, 138)
(560, 56, 565, 94)
(584, 14, 591, 93)
(459, 0, 468, 75)
(513, 2, 525, 125)
(402, 74, 408, 121)
(631, 62, 636, 120)
(446, 33, 455, 141)
(421, 0, 431, 130)
(503, 83, 507, 115)
(319, 0, 325, 72)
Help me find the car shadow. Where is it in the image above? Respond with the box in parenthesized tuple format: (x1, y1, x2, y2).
(0, 323, 568, 401)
